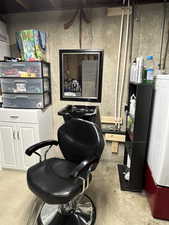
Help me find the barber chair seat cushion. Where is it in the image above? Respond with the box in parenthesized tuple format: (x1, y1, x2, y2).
(27, 158, 91, 204)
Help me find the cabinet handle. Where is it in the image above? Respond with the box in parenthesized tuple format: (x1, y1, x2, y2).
(17, 131, 20, 140)
(12, 129, 16, 139)
(10, 115, 19, 119)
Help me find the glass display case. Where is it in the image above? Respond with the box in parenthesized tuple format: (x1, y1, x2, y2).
(0, 61, 51, 109)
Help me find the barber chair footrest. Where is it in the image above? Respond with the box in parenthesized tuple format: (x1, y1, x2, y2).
(37, 194, 96, 225)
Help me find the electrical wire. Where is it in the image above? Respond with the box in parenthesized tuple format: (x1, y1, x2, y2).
(89, 9, 93, 48)
(129, 1, 135, 63)
(79, 9, 82, 49)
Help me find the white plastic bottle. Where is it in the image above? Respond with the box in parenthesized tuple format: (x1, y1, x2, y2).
(145, 56, 154, 82)
(137, 56, 144, 83)
(129, 94, 136, 117)
(130, 59, 136, 83)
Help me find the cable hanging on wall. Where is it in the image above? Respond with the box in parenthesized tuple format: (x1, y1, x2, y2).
(64, 8, 91, 49)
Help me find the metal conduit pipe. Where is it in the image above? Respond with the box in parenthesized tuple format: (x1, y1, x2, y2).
(114, 0, 125, 125)
(118, 0, 130, 128)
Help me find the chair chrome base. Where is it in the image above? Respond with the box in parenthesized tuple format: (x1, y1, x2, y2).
(37, 194, 96, 225)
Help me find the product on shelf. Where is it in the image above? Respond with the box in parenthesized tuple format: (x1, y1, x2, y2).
(144, 56, 155, 83)
(16, 29, 47, 61)
(129, 94, 136, 117)
(130, 55, 156, 84)
(130, 57, 144, 84)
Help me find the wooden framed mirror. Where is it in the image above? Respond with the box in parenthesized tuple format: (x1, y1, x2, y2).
(59, 49, 104, 102)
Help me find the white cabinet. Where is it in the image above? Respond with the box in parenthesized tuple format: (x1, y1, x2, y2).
(0, 122, 18, 169)
(17, 123, 39, 170)
(0, 107, 52, 170)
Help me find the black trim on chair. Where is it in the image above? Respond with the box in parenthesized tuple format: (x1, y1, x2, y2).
(25, 140, 59, 156)
(70, 157, 99, 178)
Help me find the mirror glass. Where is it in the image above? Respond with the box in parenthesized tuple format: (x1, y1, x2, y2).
(59, 49, 103, 102)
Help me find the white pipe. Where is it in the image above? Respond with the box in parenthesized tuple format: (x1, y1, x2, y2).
(114, 0, 125, 124)
(118, 0, 130, 128)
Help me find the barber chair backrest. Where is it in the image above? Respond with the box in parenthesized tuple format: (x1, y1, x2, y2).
(58, 118, 104, 165)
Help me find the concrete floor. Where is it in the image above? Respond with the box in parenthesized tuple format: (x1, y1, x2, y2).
(0, 160, 169, 225)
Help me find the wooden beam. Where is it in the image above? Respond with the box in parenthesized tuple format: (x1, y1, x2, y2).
(101, 116, 123, 124)
(111, 142, 118, 153)
(105, 134, 126, 142)
(16, 0, 30, 10)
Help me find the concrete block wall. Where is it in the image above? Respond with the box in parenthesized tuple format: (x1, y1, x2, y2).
(5, 3, 169, 160)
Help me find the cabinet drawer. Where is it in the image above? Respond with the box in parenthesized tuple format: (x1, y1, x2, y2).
(0, 61, 49, 78)
(0, 108, 41, 123)
(2, 93, 50, 109)
(1, 78, 49, 94)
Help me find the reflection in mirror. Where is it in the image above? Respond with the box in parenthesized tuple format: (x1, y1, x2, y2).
(59, 50, 103, 102)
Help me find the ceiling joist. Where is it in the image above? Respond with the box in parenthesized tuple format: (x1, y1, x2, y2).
(0, 0, 166, 14)
(15, 0, 30, 10)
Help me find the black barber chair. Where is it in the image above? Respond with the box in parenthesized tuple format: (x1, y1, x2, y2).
(25, 118, 104, 225)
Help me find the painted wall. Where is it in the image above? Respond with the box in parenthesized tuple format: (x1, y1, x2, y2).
(6, 3, 168, 139)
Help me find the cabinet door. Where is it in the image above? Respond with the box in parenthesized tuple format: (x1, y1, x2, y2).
(17, 123, 39, 170)
(0, 122, 18, 169)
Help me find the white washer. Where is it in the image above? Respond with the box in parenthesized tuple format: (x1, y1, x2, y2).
(148, 75, 169, 187)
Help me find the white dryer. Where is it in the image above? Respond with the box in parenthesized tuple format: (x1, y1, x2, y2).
(148, 75, 169, 187)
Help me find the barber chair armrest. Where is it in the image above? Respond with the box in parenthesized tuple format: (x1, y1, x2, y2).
(70, 157, 99, 178)
(25, 140, 59, 157)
